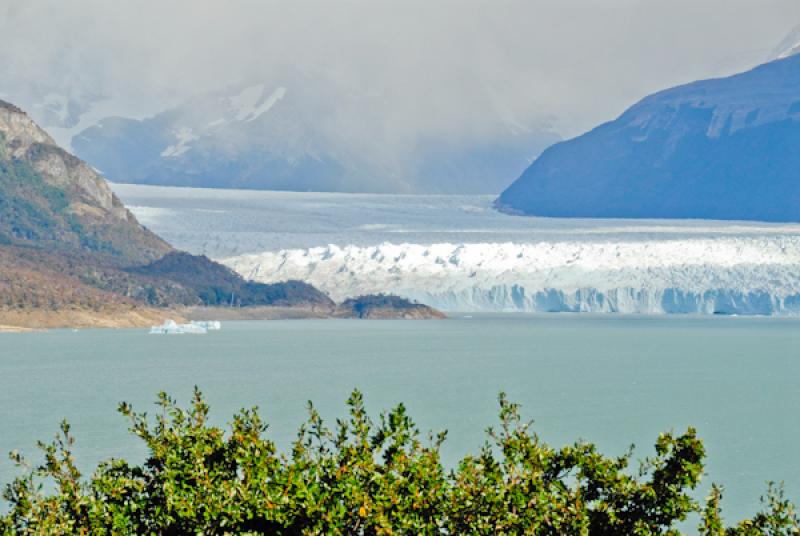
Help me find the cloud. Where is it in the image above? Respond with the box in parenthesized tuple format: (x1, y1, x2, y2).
(1, 0, 798, 141)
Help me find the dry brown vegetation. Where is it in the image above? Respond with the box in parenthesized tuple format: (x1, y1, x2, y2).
(0, 245, 177, 328)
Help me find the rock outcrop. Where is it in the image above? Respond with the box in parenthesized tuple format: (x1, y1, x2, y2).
(0, 99, 172, 263)
(335, 295, 446, 320)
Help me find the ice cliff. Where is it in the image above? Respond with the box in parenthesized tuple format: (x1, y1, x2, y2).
(222, 239, 800, 315)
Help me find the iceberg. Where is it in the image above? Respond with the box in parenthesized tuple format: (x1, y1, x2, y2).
(149, 319, 208, 335)
(190, 320, 222, 330)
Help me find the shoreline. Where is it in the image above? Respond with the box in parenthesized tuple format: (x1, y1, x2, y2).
(0, 324, 38, 333)
(0, 307, 181, 331)
(0, 303, 447, 331)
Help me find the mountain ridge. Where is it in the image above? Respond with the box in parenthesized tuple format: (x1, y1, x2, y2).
(68, 82, 559, 194)
(496, 55, 800, 222)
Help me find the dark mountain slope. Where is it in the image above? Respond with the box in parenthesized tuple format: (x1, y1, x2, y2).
(497, 55, 800, 222)
(131, 252, 334, 308)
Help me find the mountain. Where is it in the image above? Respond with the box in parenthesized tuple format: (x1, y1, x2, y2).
(0, 99, 443, 327)
(496, 54, 800, 222)
(0, 100, 326, 326)
(0, 99, 171, 263)
(68, 82, 558, 194)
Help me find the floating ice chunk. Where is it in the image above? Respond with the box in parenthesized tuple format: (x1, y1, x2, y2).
(149, 319, 207, 334)
(190, 320, 221, 330)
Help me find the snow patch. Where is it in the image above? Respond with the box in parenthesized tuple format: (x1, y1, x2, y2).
(227, 84, 265, 121)
(246, 87, 286, 122)
(161, 127, 198, 158)
(778, 42, 800, 60)
(772, 25, 800, 60)
(225, 84, 286, 122)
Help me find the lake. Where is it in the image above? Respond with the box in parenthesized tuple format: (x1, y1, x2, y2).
(1, 314, 798, 523)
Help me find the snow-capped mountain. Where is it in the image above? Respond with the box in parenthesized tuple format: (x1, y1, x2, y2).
(72, 83, 353, 191)
(497, 53, 800, 222)
(69, 82, 559, 194)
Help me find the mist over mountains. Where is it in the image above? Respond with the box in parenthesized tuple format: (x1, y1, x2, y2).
(2, 1, 797, 194)
(69, 80, 558, 194)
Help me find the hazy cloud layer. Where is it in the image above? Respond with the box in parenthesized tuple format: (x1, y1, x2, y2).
(1, 0, 798, 140)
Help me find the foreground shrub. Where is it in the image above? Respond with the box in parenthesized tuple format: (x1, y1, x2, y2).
(1, 390, 797, 534)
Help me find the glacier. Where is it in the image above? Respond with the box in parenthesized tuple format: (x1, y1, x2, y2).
(113, 185, 800, 316)
(222, 239, 800, 315)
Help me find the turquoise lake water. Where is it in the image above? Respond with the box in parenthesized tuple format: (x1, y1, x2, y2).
(1, 314, 798, 523)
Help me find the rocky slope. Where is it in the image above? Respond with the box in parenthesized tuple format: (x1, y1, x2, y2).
(0, 99, 173, 327)
(0, 100, 171, 263)
(496, 55, 800, 222)
(0, 245, 169, 328)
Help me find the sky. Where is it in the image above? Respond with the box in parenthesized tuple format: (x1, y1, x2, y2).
(0, 0, 798, 142)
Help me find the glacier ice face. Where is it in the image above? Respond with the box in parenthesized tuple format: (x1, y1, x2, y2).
(113, 185, 800, 316)
(222, 239, 800, 315)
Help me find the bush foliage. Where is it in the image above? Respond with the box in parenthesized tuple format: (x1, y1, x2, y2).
(1, 390, 797, 535)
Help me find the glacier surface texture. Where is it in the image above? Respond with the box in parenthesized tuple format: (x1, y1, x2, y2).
(115, 185, 800, 315)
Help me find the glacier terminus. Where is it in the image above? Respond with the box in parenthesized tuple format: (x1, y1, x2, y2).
(115, 185, 800, 316)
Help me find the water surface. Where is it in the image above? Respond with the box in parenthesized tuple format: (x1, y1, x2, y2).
(1, 314, 797, 520)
